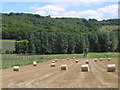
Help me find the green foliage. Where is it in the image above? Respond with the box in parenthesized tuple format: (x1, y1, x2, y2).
(75, 33, 86, 53)
(98, 32, 111, 52)
(5, 49, 12, 54)
(28, 33, 36, 54)
(89, 53, 120, 58)
(98, 25, 119, 32)
(88, 32, 98, 52)
(67, 33, 76, 53)
(2, 53, 119, 68)
(2, 13, 120, 54)
(54, 32, 68, 54)
(15, 40, 29, 54)
(2, 54, 83, 68)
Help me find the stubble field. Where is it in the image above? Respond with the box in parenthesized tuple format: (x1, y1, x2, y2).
(2, 57, 119, 88)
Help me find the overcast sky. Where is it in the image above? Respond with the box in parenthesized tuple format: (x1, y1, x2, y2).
(2, 0, 119, 20)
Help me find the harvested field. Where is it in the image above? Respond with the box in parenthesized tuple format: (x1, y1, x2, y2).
(2, 58, 119, 88)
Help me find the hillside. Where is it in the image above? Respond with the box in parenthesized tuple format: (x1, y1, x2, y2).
(2, 13, 119, 39)
(98, 25, 119, 32)
(0, 39, 15, 54)
(2, 13, 120, 54)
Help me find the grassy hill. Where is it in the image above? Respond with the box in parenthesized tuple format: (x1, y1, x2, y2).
(1, 39, 15, 53)
(2, 13, 119, 40)
(98, 25, 119, 32)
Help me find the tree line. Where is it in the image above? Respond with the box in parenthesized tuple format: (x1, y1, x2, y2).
(2, 12, 120, 54)
(15, 31, 119, 54)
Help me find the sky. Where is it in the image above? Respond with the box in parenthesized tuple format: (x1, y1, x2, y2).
(2, 0, 119, 20)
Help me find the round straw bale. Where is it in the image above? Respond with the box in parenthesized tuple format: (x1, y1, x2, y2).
(75, 60, 79, 63)
(51, 63, 55, 67)
(55, 59, 58, 62)
(94, 59, 97, 62)
(33, 61, 37, 66)
(107, 64, 115, 72)
(61, 64, 68, 70)
(67, 58, 70, 60)
(85, 60, 89, 64)
(100, 58, 103, 61)
(81, 64, 89, 72)
(52, 61, 55, 63)
(13, 66, 20, 71)
(107, 58, 111, 61)
(73, 57, 75, 59)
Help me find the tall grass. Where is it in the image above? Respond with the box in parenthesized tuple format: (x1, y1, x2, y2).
(1, 39, 15, 51)
(2, 54, 83, 68)
(2, 53, 119, 69)
(89, 52, 119, 58)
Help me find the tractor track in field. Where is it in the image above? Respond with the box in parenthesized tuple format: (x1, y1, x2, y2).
(96, 59, 118, 78)
(1, 58, 118, 88)
(15, 60, 81, 88)
(91, 59, 118, 88)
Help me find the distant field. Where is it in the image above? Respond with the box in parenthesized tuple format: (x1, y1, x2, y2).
(98, 25, 118, 32)
(1, 39, 15, 51)
(89, 53, 119, 58)
(2, 54, 84, 68)
(2, 53, 119, 69)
